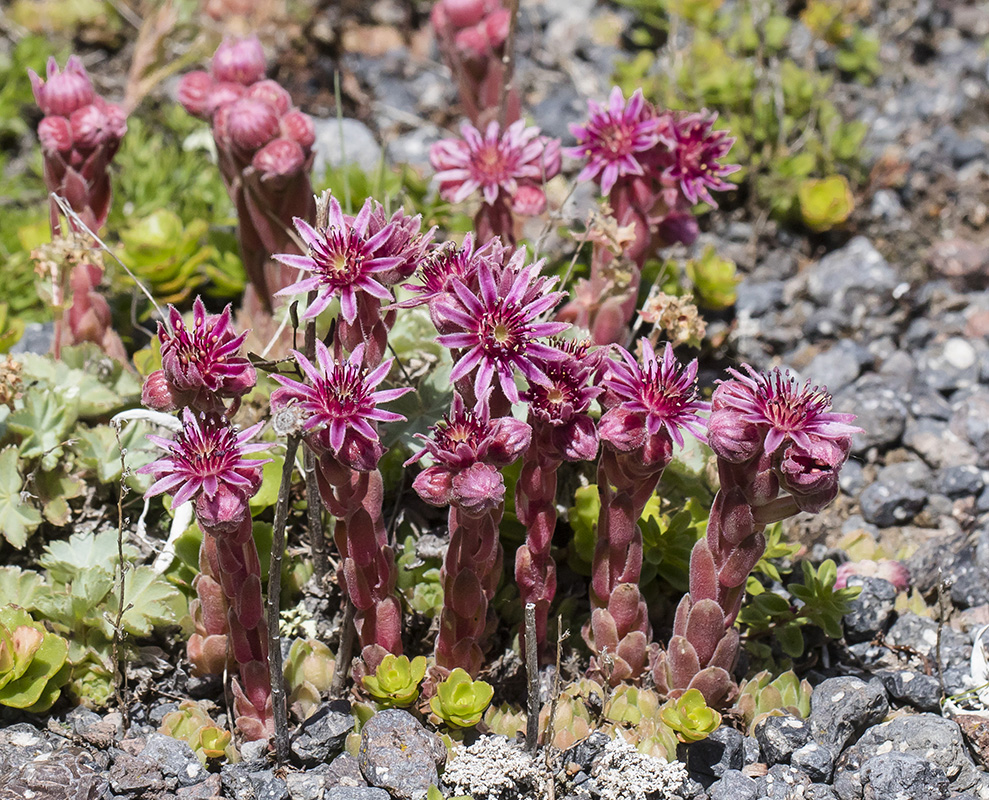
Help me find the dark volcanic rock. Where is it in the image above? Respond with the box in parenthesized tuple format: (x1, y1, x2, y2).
(806, 677, 889, 755)
(755, 714, 810, 767)
(708, 769, 758, 800)
(687, 725, 744, 778)
(858, 481, 926, 527)
(843, 576, 897, 642)
(0, 746, 108, 800)
(875, 670, 942, 712)
(861, 752, 949, 799)
(358, 710, 446, 800)
(292, 702, 355, 767)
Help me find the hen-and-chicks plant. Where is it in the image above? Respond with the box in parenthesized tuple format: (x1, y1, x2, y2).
(22, 0, 864, 758)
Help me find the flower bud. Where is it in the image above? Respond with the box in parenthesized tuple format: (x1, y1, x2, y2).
(37, 116, 73, 153)
(100, 101, 128, 142)
(196, 485, 250, 534)
(211, 37, 266, 86)
(484, 8, 511, 48)
(245, 79, 292, 116)
(441, 0, 488, 28)
(452, 462, 504, 516)
(30, 55, 95, 117)
(510, 184, 547, 216)
(217, 98, 280, 152)
(454, 25, 489, 60)
(707, 408, 762, 463)
(69, 103, 109, 150)
(776, 435, 849, 502)
(141, 369, 182, 412)
(279, 109, 316, 150)
(252, 137, 305, 176)
(208, 81, 247, 114)
(177, 70, 215, 119)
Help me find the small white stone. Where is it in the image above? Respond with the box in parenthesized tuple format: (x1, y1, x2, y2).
(944, 337, 977, 370)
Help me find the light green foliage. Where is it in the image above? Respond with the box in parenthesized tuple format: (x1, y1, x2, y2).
(0, 448, 43, 549)
(684, 246, 738, 310)
(740, 559, 861, 660)
(604, 684, 661, 725)
(735, 669, 813, 735)
(161, 700, 240, 764)
(614, 1, 869, 229)
(0, 605, 69, 712)
(0, 347, 159, 548)
(640, 496, 708, 593)
(789, 559, 860, 640)
(430, 668, 494, 728)
(0, 306, 25, 354)
(396, 534, 444, 618)
(752, 523, 801, 584)
(659, 688, 722, 742)
(284, 638, 335, 720)
(363, 654, 427, 708)
(798, 175, 855, 232)
(8, 0, 121, 37)
(0, 35, 65, 142)
(116, 211, 214, 306)
(0, 530, 180, 706)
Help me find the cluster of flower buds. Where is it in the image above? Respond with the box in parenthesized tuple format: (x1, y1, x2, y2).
(561, 87, 739, 344)
(430, 120, 561, 245)
(177, 37, 317, 313)
(430, 0, 519, 126)
(138, 296, 274, 741)
(654, 367, 861, 706)
(30, 56, 128, 359)
(31, 56, 127, 233)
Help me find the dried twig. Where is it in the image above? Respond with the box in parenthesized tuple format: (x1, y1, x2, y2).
(331, 598, 357, 696)
(267, 434, 301, 764)
(525, 603, 540, 753)
(936, 567, 952, 701)
(111, 421, 131, 730)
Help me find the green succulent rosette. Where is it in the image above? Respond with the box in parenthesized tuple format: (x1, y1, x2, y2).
(0, 605, 69, 712)
(659, 688, 722, 743)
(429, 668, 494, 728)
(362, 654, 427, 708)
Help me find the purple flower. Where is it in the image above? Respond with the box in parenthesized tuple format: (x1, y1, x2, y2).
(272, 196, 407, 323)
(270, 341, 411, 471)
(29, 56, 95, 118)
(395, 233, 506, 310)
(140, 409, 269, 510)
(143, 297, 256, 414)
(430, 119, 560, 209)
(601, 340, 709, 449)
(523, 339, 603, 461)
(711, 365, 862, 457)
(408, 393, 531, 514)
(566, 87, 664, 196)
(434, 249, 570, 404)
(656, 111, 739, 207)
(362, 203, 433, 286)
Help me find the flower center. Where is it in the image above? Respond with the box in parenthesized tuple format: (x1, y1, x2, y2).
(474, 145, 508, 182)
(602, 123, 633, 156)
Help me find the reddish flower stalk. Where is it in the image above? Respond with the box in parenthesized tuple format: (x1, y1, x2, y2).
(430, 0, 520, 126)
(140, 295, 257, 685)
(270, 342, 412, 669)
(515, 340, 602, 660)
(586, 341, 707, 685)
(177, 37, 316, 314)
(140, 410, 273, 740)
(654, 367, 861, 706)
(561, 88, 739, 344)
(30, 55, 128, 359)
(430, 120, 560, 244)
(409, 393, 531, 675)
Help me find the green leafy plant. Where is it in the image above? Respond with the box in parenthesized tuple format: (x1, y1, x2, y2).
(362, 654, 427, 708)
(430, 668, 494, 728)
(160, 700, 240, 764)
(740, 559, 861, 660)
(0, 530, 180, 707)
(659, 688, 722, 742)
(735, 669, 813, 735)
(797, 175, 855, 232)
(0, 605, 69, 712)
(427, 784, 472, 800)
(684, 246, 739, 310)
